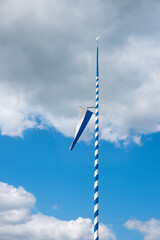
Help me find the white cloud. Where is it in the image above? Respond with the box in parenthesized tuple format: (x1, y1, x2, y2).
(0, 181, 116, 240)
(0, 83, 39, 137)
(100, 37, 160, 144)
(124, 218, 160, 240)
(0, 182, 35, 224)
(1, 0, 160, 144)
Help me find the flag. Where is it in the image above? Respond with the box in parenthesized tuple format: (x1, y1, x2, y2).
(70, 107, 93, 150)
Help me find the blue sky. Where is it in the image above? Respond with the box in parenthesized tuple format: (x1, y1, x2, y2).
(0, 128, 160, 239)
(1, 0, 160, 239)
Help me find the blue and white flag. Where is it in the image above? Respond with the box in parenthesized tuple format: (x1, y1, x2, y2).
(70, 107, 93, 150)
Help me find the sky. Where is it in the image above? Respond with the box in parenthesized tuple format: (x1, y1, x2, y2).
(0, 0, 160, 239)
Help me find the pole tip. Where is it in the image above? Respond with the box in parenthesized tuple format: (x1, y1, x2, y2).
(96, 36, 99, 45)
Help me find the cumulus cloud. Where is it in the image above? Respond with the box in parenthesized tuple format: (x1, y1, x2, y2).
(1, 0, 160, 143)
(124, 218, 160, 240)
(101, 37, 160, 143)
(0, 182, 116, 240)
(0, 182, 35, 224)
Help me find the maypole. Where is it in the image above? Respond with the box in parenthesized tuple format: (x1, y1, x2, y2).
(70, 36, 100, 240)
(94, 37, 99, 240)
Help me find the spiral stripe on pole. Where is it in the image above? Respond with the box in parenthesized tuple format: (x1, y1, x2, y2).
(94, 45, 99, 240)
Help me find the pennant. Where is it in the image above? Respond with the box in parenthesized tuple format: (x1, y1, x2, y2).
(70, 107, 93, 150)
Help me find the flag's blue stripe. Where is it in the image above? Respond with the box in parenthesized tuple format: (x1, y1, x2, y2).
(70, 110, 93, 150)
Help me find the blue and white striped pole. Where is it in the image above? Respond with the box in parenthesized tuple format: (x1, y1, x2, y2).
(94, 38, 99, 240)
